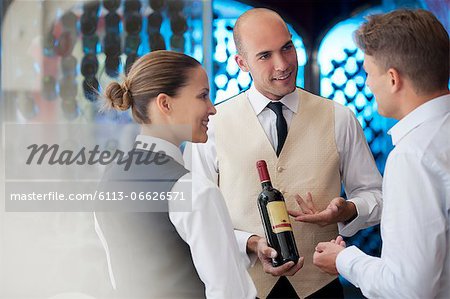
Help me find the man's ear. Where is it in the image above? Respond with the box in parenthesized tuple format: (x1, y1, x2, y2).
(388, 68, 402, 93)
(155, 93, 172, 116)
(235, 54, 250, 72)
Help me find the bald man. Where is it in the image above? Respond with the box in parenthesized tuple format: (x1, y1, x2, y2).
(192, 8, 382, 298)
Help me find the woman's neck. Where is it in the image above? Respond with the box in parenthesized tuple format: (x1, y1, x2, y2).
(140, 124, 182, 147)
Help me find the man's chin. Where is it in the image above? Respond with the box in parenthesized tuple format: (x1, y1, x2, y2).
(272, 85, 296, 96)
(273, 77, 295, 87)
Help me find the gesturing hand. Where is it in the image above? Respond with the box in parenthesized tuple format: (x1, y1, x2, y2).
(288, 192, 356, 226)
(256, 237, 304, 277)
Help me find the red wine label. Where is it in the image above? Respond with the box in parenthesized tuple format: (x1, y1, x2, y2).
(267, 202, 293, 233)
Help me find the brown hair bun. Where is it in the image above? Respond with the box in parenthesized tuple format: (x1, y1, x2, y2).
(104, 81, 132, 111)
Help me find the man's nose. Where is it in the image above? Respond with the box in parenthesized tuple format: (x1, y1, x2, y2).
(274, 54, 289, 71)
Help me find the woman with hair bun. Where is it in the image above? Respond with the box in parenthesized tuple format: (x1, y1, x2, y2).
(95, 51, 256, 299)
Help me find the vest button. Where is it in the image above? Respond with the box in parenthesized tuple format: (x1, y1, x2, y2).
(277, 166, 284, 173)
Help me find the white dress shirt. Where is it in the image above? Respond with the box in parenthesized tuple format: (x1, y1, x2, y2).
(189, 85, 383, 265)
(96, 135, 256, 299)
(336, 94, 450, 298)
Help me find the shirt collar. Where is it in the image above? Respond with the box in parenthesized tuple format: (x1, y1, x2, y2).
(135, 134, 184, 166)
(388, 94, 450, 146)
(247, 84, 299, 115)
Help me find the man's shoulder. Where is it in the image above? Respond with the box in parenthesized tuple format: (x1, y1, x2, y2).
(396, 115, 450, 162)
(297, 87, 327, 100)
(214, 89, 249, 109)
(212, 89, 251, 119)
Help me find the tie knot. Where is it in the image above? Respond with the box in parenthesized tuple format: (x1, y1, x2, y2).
(267, 101, 284, 116)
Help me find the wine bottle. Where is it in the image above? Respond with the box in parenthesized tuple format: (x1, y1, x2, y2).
(256, 160, 299, 267)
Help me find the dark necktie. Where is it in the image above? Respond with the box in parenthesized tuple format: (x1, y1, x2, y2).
(267, 101, 288, 156)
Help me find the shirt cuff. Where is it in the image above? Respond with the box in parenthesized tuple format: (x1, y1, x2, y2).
(234, 230, 258, 269)
(338, 197, 369, 237)
(336, 245, 365, 287)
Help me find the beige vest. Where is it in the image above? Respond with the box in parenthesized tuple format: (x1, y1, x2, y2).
(214, 88, 341, 298)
